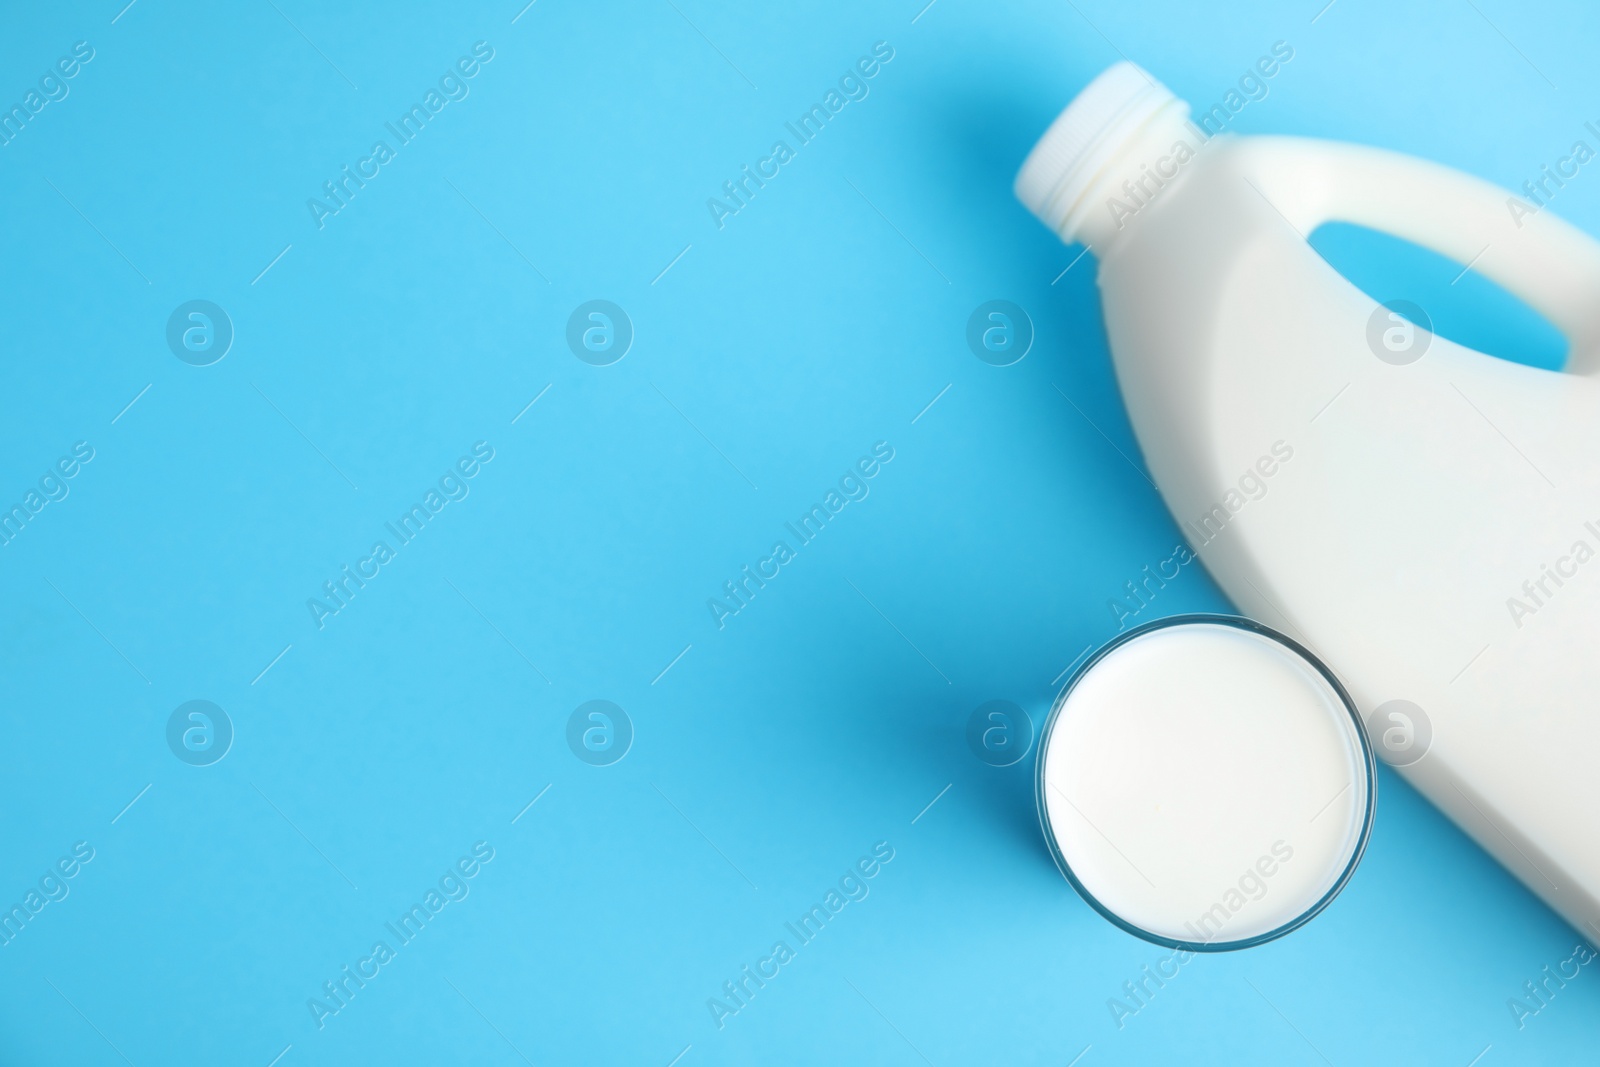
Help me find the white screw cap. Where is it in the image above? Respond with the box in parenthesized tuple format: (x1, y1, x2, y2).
(1015, 62, 1183, 241)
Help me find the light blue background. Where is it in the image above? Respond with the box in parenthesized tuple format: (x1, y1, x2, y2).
(1, 0, 1597, 1064)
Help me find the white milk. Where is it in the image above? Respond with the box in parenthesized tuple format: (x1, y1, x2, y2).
(1038, 620, 1371, 947)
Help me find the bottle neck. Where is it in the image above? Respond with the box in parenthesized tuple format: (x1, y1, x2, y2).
(1066, 104, 1210, 252)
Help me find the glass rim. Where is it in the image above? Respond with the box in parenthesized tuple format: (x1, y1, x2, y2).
(1034, 612, 1378, 953)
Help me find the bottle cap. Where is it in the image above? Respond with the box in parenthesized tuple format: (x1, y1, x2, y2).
(1015, 62, 1182, 240)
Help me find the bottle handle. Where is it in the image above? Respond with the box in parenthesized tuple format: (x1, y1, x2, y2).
(1254, 138, 1600, 375)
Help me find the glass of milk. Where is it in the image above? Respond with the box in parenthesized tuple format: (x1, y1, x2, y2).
(1036, 614, 1376, 950)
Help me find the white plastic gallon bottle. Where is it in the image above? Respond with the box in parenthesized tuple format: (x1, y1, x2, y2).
(1016, 62, 1600, 939)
